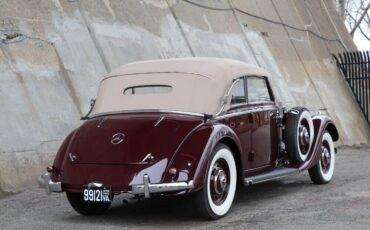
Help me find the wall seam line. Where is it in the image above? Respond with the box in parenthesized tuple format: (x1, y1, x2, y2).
(228, 0, 262, 67)
(76, 0, 110, 72)
(166, 0, 195, 57)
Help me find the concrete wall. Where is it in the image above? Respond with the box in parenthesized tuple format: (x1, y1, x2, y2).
(0, 0, 369, 192)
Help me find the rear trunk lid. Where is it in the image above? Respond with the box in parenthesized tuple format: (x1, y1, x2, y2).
(67, 113, 203, 165)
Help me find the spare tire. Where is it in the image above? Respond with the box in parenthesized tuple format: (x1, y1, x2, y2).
(285, 107, 314, 164)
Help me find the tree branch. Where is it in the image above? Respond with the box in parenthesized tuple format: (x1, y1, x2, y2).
(358, 26, 370, 41)
(350, 1, 370, 35)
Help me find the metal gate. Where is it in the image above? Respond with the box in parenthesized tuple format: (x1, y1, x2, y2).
(333, 51, 370, 126)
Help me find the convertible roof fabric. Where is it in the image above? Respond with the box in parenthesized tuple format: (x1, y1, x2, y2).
(91, 57, 269, 116)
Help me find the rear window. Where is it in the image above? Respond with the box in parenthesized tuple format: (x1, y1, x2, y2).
(123, 85, 172, 95)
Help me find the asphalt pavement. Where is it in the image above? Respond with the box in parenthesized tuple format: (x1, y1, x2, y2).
(1, 145, 370, 230)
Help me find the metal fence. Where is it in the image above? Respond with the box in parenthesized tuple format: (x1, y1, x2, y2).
(333, 51, 370, 126)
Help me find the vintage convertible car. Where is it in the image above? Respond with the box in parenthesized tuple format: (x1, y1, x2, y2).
(39, 58, 338, 219)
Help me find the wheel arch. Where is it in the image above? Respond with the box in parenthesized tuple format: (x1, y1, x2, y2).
(162, 123, 243, 192)
(299, 115, 339, 171)
(325, 122, 339, 141)
(190, 124, 243, 191)
(219, 137, 243, 185)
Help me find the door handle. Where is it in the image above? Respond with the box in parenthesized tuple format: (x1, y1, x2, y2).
(236, 121, 245, 126)
(230, 121, 245, 128)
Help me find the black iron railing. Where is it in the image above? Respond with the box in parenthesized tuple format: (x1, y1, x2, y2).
(333, 51, 370, 126)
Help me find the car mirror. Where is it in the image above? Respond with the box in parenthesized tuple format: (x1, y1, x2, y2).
(222, 95, 228, 105)
(81, 98, 96, 120)
(277, 101, 285, 117)
(90, 98, 95, 107)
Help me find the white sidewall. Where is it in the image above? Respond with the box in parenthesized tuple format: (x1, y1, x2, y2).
(296, 110, 314, 162)
(319, 133, 335, 181)
(207, 147, 237, 216)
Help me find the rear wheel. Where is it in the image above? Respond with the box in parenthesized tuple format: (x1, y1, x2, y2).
(285, 107, 314, 163)
(309, 132, 335, 184)
(194, 144, 237, 219)
(66, 192, 111, 216)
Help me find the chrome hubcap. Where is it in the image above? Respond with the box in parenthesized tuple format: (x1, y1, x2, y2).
(210, 159, 230, 205)
(299, 125, 310, 146)
(320, 145, 331, 173)
(298, 122, 310, 154)
(214, 169, 227, 195)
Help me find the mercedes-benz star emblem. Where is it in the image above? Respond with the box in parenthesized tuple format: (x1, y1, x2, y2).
(111, 133, 125, 145)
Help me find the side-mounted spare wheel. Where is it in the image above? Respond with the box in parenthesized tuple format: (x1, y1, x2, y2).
(285, 107, 314, 164)
(308, 132, 335, 184)
(194, 143, 237, 220)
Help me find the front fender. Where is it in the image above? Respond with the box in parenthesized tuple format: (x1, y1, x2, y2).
(163, 123, 242, 191)
(299, 115, 339, 171)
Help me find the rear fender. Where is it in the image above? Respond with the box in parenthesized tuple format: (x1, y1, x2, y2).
(51, 129, 76, 181)
(163, 123, 242, 191)
(299, 115, 339, 171)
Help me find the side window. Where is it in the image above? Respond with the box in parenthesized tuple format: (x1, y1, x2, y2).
(247, 77, 271, 102)
(230, 78, 246, 105)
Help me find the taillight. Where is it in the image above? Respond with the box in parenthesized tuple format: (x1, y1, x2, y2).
(47, 165, 62, 182)
(46, 165, 54, 173)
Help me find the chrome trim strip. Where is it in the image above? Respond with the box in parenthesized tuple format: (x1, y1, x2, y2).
(141, 153, 154, 163)
(244, 168, 299, 186)
(214, 106, 278, 120)
(38, 173, 62, 195)
(90, 110, 205, 119)
(154, 116, 165, 127)
(69, 152, 77, 162)
(131, 174, 194, 198)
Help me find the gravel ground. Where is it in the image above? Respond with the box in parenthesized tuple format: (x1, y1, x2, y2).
(1, 145, 370, 230)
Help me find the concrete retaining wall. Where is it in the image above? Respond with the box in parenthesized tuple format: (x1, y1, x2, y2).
(0, 0, 369, 192)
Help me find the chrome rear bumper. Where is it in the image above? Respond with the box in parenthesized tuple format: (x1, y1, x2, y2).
(131, 174, 194, 198)
(38, 173, 193, 197)
(38, 173, 62, 194)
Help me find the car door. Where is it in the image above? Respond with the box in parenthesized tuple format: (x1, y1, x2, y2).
(222, 77, 252, 168)
(244, 76, 278, 173)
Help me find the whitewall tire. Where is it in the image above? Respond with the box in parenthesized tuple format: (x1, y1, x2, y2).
(285, 107, 314, 163)
(309, 132, 335, 184)
(194, 144, 237, 219)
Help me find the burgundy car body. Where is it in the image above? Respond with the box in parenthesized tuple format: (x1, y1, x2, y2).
(38, 58, 339, 218)
(60, 113, 204, 192)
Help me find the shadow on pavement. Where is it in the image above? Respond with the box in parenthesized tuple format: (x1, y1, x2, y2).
(60, 177, 314, 226)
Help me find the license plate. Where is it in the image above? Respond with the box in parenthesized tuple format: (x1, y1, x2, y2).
(83, 186, 111, 203)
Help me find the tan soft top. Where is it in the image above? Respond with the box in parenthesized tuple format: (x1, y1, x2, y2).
(91, 57, 269, 116)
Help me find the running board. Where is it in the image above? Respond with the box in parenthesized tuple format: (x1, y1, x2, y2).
(244, 168, 299, 186)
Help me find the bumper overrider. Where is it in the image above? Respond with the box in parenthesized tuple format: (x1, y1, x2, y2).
(38, 173, 62, 195)
(38, 173, 194, 198)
